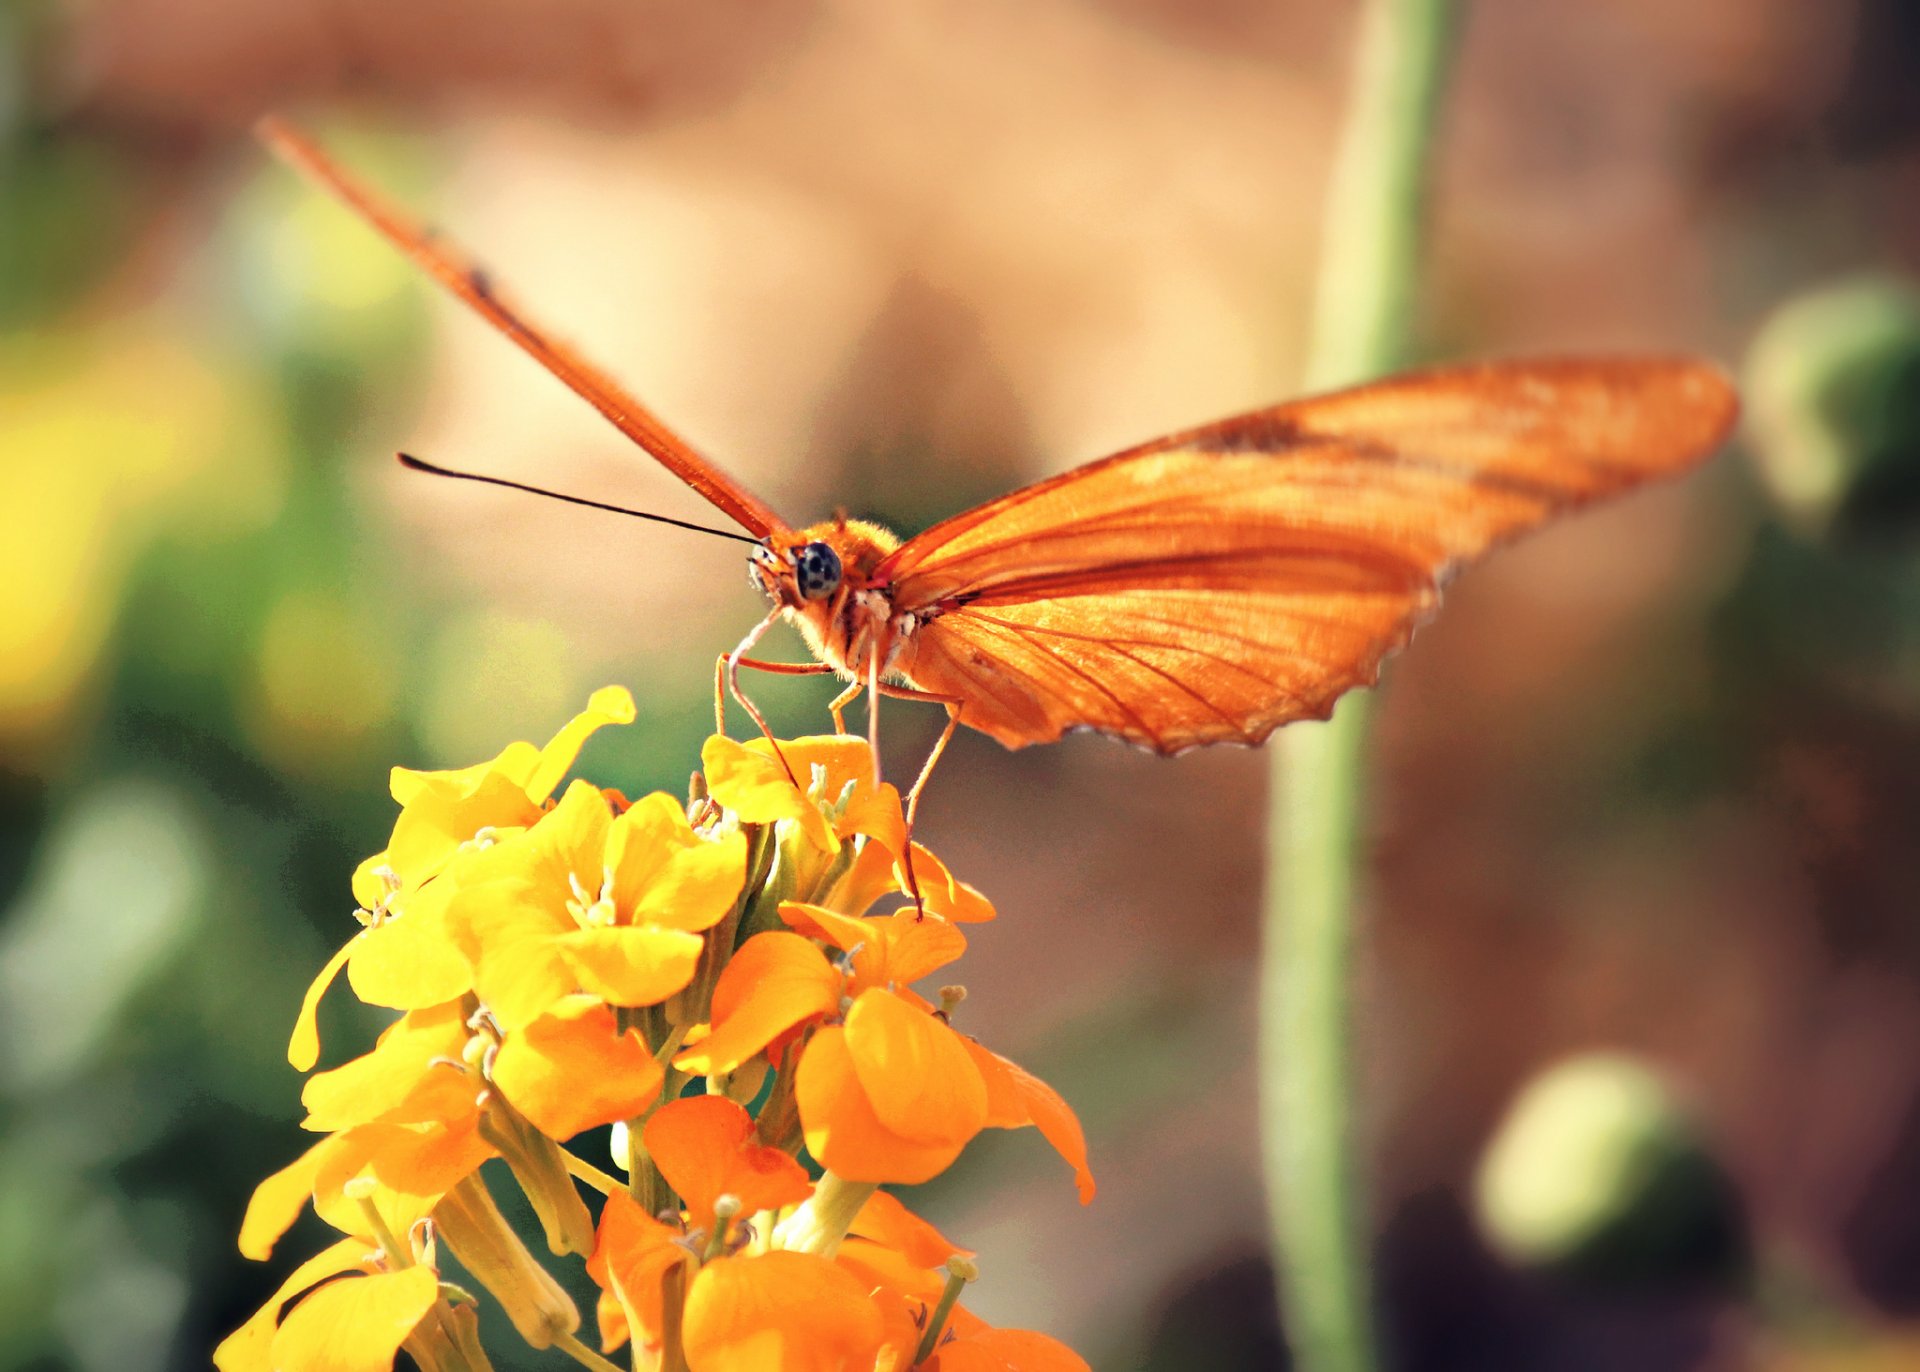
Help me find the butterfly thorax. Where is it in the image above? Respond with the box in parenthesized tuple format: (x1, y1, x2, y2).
(750, 517, 907, 681)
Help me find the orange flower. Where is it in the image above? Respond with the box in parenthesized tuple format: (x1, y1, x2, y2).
(672, 930, 843, 1079)
(677, 905, 1087, 1194)
(795, 1000, 987, 1185)
(850, 1190, 972, 1269)
(702, 735, 903, 859)
(682, 1249, 886, 1372)
(448, 783, 747, 1029)
(587, 1190, 683, 1356)
(363, 685, 636, 895)
(643, 1095, 812, 1234)
(963, 1039, 1096, 1205)
(915, 1327, 1091, 1372)
(490, 994, 664, 1140)
(675, 903, 966, 1079)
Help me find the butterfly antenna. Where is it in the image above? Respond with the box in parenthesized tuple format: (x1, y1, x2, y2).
(396, 453, 763, 545)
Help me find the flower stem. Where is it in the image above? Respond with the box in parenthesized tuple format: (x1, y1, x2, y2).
(659, 1260, 691, 1372)
(626, 1066, 688, 1211)
(913, 1257, 978, 1365)
(561, 1149, 624, 1197)
(770, 1173, 876, 1257)
(550, 1329, 626, 1372)
(1260, 3, 1458, 1372)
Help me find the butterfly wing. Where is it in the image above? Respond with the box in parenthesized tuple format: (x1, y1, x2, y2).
(258, 117, 791, 541)
(877, 358, 1737, 753)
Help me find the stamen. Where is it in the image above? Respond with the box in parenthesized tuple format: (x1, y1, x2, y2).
(913, 1257, 978, 1364)
(564, 868, 618, 927)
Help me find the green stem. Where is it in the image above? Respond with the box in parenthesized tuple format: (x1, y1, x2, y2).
(550, 1329, 626, 1372)
(770, 1173, 876, 1257)
(912, 1257, 977, 1365)
(1260, 3, 1459, 1372)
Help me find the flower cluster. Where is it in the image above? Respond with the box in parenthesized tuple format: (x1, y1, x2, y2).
(218, 687, 1093, 1372)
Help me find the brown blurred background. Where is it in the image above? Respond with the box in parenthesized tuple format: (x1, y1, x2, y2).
(5, 1, 1920, 1369)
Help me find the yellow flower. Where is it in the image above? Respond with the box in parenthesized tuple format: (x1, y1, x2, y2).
(447, 784, 747, 1029)
(233, 691, 1094, 1372)
(290, 687, 636, 1071)
(702, 735, 993, 924)
(214, 1239, 441, 1372)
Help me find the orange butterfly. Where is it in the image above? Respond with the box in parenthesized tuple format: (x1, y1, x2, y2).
(259, 118, 1738, 819)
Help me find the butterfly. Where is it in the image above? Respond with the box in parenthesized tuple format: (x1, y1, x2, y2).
(259, 117, 1738, 820)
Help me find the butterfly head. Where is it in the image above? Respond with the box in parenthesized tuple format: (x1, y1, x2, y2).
(750, 519, 905, 673)
(748, 539, 841, 607)
(750, 520, 901, 608)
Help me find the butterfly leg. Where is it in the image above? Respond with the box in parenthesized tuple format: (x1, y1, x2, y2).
(714, 656, 838, 731)
(724, 610, 803, 786)
(869, 683, 963, 917)
(825, 678, 864, 737)
(866, 648, 883, 788)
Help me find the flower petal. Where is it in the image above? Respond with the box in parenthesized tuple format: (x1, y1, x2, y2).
(700, 736, 836, 853)
(270, 1265, 440, 1372)
(848, 1191, 971, 1270)
(522, 686, 637, 805)
(643, 1095, 811, 1232)
(960, 1040, 1095, 1205)
(522, 779, 616, 896)
(589, 1191, 684, 1352)
(301, 1004, 473, 1132)
(557, 926, 705, 1008)
(682, 1250, 884, 1372)
(673, 932, 840, 1077)
(384, 769, 543, 890)
(843, 990, 987, 1148)
(828, 840, 903, 919)
(289, 938, 358, 1071)
(777, 905, 966, 1000)
(924, 1329, 1092, 1372)
(835, 781, 906, 855)
(492, 997, 665, 1140)
(451, 880, 581, 1031)
(776, 902, 872, 955)
(238, 1135, 335, 1261)
(795, 1027, 965, 1185)
(310, 1128, 448, 1241)
(833, 1238, 945, 1307)
(899, 843, 995, 924)
(215, 1238, 374, 1372)
(366, 1117, 494, 1198)
(347, 879, 473, 1011)
(610, 793, 749, 932)
(389, 744, 534, 809)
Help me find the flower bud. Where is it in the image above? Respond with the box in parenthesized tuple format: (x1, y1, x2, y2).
(1474, 1053, 1744, 1289)
(433, 1174, 581, 1349)
(1746, 274, 1920, 537)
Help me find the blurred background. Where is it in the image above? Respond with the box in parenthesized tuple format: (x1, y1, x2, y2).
(4, 0, 1920, 1368)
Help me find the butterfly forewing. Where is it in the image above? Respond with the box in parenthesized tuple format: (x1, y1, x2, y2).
(257, 117, 791, 542)
(883, 358, 1737, 753)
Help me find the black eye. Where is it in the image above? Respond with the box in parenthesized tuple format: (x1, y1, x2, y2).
(794, 541, 842, 602)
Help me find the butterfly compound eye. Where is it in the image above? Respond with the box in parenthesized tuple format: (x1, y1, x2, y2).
(794, 541, 843, 601)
